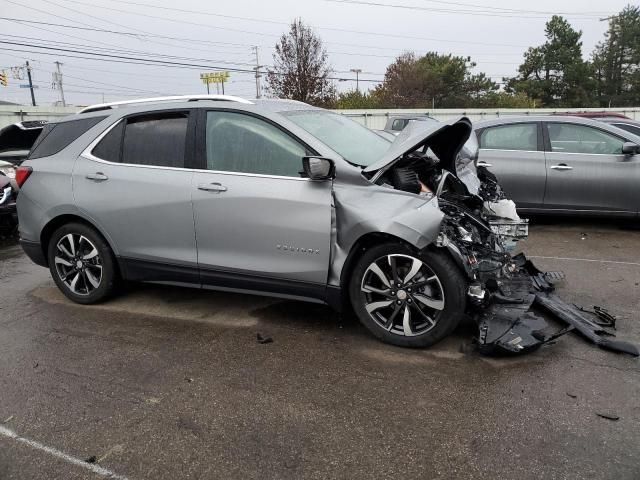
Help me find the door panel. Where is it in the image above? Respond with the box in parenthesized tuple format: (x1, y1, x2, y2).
(543, 151, 639, 213)
(193, 110, 333, 286)
(543, 122, 639, 214)
(192, 172, 332, 284)
(74, 158, 197, 266)
(477, 123, 546, 208)
(73, 111, 197, 270)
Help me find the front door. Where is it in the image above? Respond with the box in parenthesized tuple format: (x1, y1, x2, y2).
(74, 110, 198, 281)
(543, 122, 639, 215)
(192, 110, 332, 298)
(476, 122, 546, 209)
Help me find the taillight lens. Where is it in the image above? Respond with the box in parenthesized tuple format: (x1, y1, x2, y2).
(15, 166, 33, 188)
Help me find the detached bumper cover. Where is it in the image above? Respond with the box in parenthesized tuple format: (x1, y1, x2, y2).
(475, 254, 639, 357)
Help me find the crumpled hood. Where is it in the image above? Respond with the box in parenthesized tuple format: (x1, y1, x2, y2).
(364, 116, 473, 175)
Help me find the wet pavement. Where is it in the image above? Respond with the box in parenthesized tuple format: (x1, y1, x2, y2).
(0, 219, 639, 479)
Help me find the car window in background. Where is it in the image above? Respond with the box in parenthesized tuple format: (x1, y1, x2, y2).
(548, 123, 624, 155)
(121, 112, 189, 168)
(611, 122, 640, 137)
(480, 123, 538, 151)
(392, 119, 408, 131)
(29, 116, 106, 159)
(206, 111, 307, 177)
(283, 110, 390, 167)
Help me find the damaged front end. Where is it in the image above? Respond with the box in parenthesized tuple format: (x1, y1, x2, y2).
(364, 117, 638, 356)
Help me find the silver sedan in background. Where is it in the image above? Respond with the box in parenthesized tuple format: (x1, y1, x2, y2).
(472, 116, 640, 217)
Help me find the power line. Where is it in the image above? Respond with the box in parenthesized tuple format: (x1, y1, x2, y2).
(0, 17, 255, 49)
(40, 0, 254, 58)
(324, 0, 611, 19)
(414, 0, 611, 16)
(0, 33, 258, 67)
(47, 0, 534, 49)
(0, 43, 383, 83)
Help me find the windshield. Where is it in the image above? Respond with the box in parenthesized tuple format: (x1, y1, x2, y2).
(282, 110, 390, 167)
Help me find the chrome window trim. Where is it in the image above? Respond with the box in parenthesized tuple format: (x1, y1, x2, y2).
(479, 148, 540, 153)
(480, 148, 627, 157)
(545, 151, 627, 157)
(81, 117, 312, 182)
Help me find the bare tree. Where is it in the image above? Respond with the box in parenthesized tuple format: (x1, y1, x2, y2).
(267, 19, 335, 106)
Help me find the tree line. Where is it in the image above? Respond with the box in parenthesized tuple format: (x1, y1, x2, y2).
(267, 6, 640, 109)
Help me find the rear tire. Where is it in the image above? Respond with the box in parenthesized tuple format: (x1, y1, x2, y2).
(349, 242, 466, 348)
(47, 222, 118, 304)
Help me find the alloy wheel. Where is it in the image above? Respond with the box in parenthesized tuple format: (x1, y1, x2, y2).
(54, 233, 103, 296)
(360, 254, 445, 337)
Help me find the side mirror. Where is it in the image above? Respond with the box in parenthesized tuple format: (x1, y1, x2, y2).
(622, 142, 640, 155)
(302, 156, 335, 180)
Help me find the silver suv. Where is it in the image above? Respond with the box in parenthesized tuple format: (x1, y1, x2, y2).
(16, 95, 528, 349)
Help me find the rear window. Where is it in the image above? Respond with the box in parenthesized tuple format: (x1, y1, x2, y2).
(29, 116, 106, 159)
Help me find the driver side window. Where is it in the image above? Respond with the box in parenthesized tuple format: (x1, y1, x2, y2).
(205, 111, 307, 177)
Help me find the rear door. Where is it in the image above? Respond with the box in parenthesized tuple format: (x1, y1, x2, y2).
(476, 122, 545, 209)
(543, 122, 639, 215)
(191, 110, 332, 297)
(74, 110, 199, 281)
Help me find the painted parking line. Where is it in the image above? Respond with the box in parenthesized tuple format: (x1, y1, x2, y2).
(0, 425, 128, 480)
(529, 255, 640, 267)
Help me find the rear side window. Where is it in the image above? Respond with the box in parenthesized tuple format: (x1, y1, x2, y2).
(29, 116, 106, 159)
(547, 123, 623, 154)
(480, 123, 538, 151)
(91, 112, 189, 168)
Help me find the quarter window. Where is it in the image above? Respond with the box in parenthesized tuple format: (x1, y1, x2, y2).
(480, 123, 538, 151)
(547, 123, 624, 154)
(92, 121, 124, 163)
(205, 111, 307, 177)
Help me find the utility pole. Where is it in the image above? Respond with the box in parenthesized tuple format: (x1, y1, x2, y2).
(26, 61, 36, 106)
(52, 61, 66, 106)
(350, 68, 362, 92)
(252, 46, 262, 98)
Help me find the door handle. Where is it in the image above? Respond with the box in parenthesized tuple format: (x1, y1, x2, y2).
(197, 182, 227, 192)
(476, 161, 493, 168)
(550, 164, 573, 171)
(85, 172, 108, 181)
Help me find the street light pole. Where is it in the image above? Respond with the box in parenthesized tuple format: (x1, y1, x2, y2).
(350, 68, 362, 92)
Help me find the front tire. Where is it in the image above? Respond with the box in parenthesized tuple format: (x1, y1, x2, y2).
(47, 222, 118, 304)
(349, 242, 466, 348)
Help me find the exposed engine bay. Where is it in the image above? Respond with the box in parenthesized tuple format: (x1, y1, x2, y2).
(365, 123, 638, 356)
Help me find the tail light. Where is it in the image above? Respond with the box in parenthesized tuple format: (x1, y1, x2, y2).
(15, 166, 33, 188)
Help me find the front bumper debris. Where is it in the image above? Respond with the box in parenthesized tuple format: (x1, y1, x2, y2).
(473, 254, 639, 357)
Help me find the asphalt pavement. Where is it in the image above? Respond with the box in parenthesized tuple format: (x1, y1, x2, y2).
(0, 218, 639, 479)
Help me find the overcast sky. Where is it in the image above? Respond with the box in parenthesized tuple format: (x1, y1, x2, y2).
(0, 0, 632, 106)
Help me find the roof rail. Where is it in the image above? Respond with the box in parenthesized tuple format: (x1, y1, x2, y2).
(77, 95, 254, 114)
